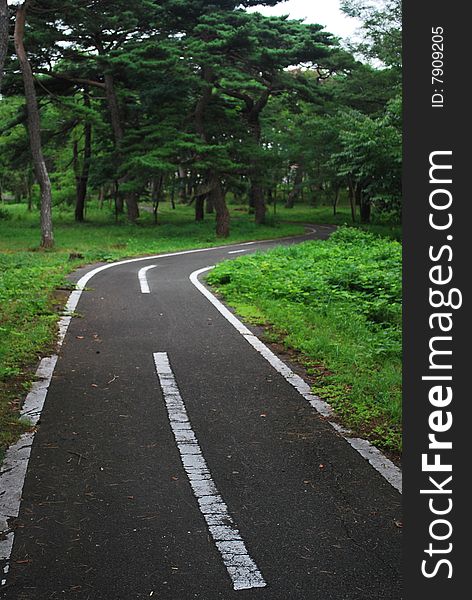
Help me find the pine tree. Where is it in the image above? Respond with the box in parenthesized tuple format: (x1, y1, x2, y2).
(14, 0, 54, 248)
(0, 0, 8, 92)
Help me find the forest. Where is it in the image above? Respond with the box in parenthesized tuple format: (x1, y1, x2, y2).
(0, 0, 402, 455)
(1, 0, 401, 239)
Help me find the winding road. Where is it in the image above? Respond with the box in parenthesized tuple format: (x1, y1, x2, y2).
(0, 228, 402, 599)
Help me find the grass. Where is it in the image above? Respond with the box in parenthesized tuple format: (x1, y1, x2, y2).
(207, 227, 402, 455)
(0, 201, 306, 459)
(267, 203, 402, 240)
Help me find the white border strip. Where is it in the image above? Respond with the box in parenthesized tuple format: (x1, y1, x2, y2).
(138, 264, 158, 294)
(153, 353, 266, 591)
(189, 267, 402, 494)
(0, 353, 62, 583)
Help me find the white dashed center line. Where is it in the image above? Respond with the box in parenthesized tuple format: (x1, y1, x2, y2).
(138, 265, 158, 294)
(153, 352, 266, 591)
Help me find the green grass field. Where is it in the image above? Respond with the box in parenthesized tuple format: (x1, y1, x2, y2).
(207, 227, 402, 455)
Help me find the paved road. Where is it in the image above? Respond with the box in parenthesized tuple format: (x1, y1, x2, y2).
(2, 228, 402, 599)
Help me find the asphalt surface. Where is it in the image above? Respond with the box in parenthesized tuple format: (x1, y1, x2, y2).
(2, 227, 402, 599)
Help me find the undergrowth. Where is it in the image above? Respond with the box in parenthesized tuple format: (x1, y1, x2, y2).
(207, 227, 402, 455)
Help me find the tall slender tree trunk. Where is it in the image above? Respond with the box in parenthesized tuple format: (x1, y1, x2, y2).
(209, 175, 229, 237)
(195, 65, 230, 235)
(355, 182, 368, 223)
(348, 175, 356, 223)
(75, 91, 92, 222)
(14, 1, 53, 248)
(127, 192, 139, 222)
(333, 185, 340, 216)
(360, 193, 371, 224)
(104, 73, 123, 143)
(98, 186, 105, 209)
(251, 181, 266, 224)
(151, 174, 163, 224)
(177, 166, 187, 203)
(285, 163, 303, 208)
(195, 195, 205, 222)
(246, 99, 269, 225)
(113, 180, 123, 220)
(170, 176, 176, 209)
(0, 0, 8, 93)
(103, 71, 138, 221)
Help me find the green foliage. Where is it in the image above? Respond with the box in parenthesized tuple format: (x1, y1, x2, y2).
(0, 207, 11, 220)
(330, 95, 402, 217)
(208, 227, 402, 453)
(1, 0, 402, 231)
(341, 0, 402, 69)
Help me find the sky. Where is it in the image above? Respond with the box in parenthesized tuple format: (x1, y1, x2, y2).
(246, 0, 361, 40)
(7, 0, 361, 41)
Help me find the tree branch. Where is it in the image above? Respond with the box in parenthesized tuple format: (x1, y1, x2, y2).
(35, 69, 106, 89)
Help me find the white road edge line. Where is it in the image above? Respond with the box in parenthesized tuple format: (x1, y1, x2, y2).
(228, 249, 249, 255)
(138, 264, 158, 293)
(0, 229, 317, 585)
(189, 266, 402, 495)
(153, 352, 266, 591)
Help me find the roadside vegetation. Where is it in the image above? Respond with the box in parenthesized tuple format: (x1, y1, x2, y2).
(207, 227, 402, 455)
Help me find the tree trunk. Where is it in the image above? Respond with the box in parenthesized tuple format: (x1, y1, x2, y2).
(114, 181, 123, 219)
(98, 187, 105, 209)
(205, 194, 214, 214)
(14, 1, 54, 248)
(126, 193, 139, 222)
(246, 98, 269, 224)
(151, 174, 163, 224)
(348, 176, 356, 223)
(103, 69, 140, 222)
(251, 182, 266, 224)
(75, 90, 92, 222)
(195, 66, 213, 139)
(195, 195, 205, 222)
(333, 185, 340, 216)
(360, 193, 371, 224)
(195, 66, 230, 236)
(25, 167, 33, 211)
(170, 176, 176, 209)
(248, 186, 255, 212)
(351, 181, 371, 223)
(286, 163, 303, 208)
(209, 175, 230, 237)
(104, 72, 123, 146)
(177, 166, 187, 203)
(0, 0, 8, 93)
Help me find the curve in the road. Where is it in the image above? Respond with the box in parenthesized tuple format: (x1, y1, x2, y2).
(0, 227, 402, 598)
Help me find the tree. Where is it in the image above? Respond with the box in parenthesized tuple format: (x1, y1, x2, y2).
(341, 0, 402, 69)
(0, 0, 8, 91)
(2, 0, 401, 235)
(330, 96, 401, 223)
(74, 88, 92, 221)
(186, 10, 339, 223)
(13, 0, 53, 247)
